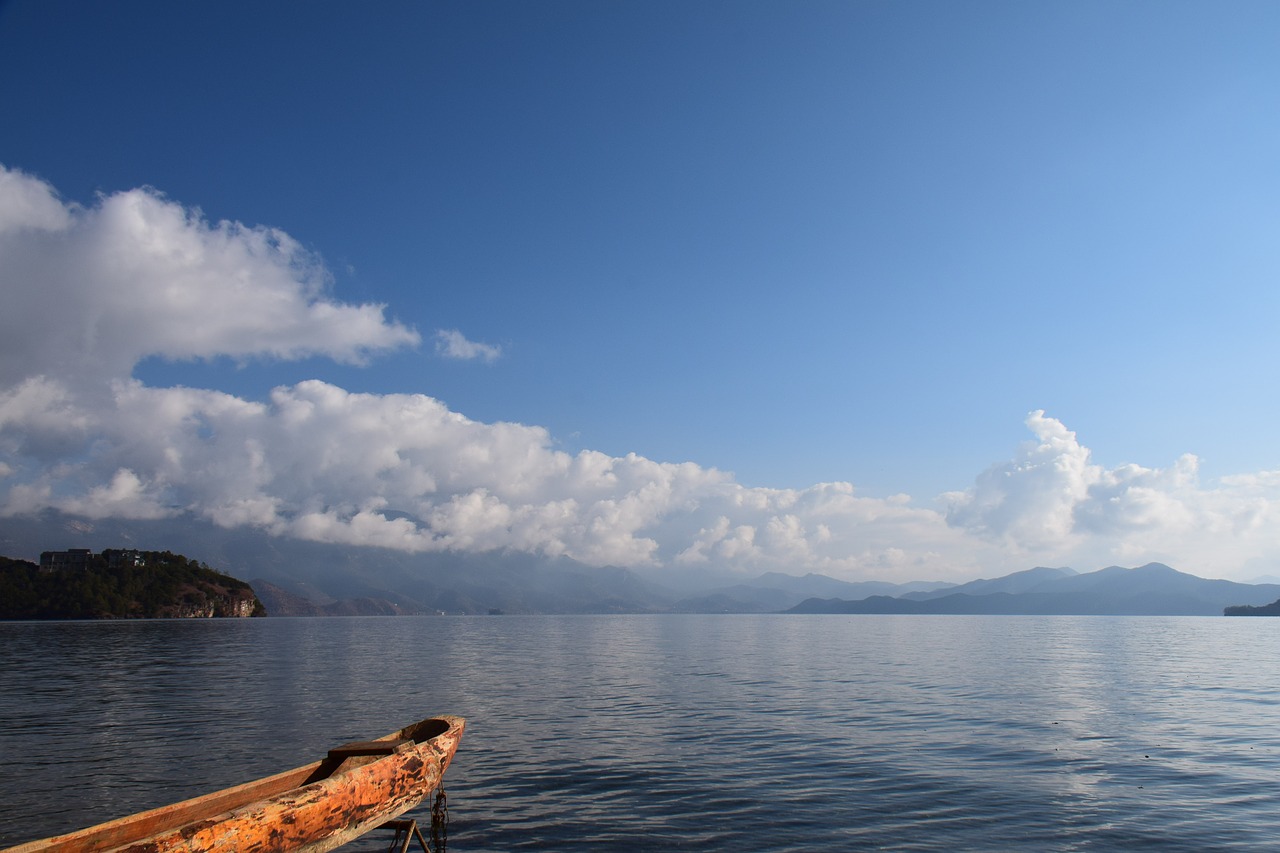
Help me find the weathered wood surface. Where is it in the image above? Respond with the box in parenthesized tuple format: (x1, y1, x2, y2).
(4, 716, 465, 853)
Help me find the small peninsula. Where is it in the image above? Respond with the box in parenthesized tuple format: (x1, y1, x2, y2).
(0, 549, 265, 619)
(1223, 599, 1280, 616)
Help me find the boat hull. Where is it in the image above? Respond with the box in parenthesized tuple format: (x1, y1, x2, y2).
(5, 716, 465, 853)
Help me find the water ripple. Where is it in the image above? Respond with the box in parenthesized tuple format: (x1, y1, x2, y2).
(4, 615, 1280, 850)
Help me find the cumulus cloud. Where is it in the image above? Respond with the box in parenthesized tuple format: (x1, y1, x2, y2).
(0, 165, 73, 233)
(942, 410, 1280, 577)
(0, 165, 419, 387)
(6, 166, 1280, 582)
(942, 411, 1098, 548)
(0, 372, 984, 576)
(434, 328, 502, 362)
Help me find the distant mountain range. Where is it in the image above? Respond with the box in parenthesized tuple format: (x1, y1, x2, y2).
(671, 573, 952, 613)
(787, 563, 1280, 616)
(1, 510, 1276, 616)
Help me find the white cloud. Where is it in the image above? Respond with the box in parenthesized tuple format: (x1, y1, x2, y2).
(0, 371, 985, 578)
(434, 329, 502, 363)
(0, 165, 73, 233)
(6, 168, 1280, 582)
(58, 469, 172, 521)
(941, 411, 1099, 549)
(0, 165, 419, 387)
(942, 410, 1280, 578)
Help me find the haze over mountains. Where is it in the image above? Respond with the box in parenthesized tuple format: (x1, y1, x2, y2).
(1, 511, 1275, 616)
(789, 564, 1280, 617)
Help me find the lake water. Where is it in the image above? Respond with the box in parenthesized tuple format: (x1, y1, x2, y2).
(1, 615, 1278, 851)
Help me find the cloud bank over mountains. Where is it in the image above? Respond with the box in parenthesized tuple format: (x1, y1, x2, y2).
(2, 165, 1278, 581)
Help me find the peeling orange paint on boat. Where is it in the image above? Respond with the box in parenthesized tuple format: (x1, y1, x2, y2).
(4, 716, 464, 853)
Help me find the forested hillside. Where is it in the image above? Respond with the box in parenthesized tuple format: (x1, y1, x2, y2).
(0, 551, 265, 619)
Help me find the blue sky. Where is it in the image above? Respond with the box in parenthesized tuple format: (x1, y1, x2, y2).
(3, 1, 1280, 581)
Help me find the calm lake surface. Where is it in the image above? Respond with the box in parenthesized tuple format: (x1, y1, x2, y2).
(1, 615, 1278, 851)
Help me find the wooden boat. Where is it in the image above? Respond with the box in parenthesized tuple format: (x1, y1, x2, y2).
(5, 715, 465, 853)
